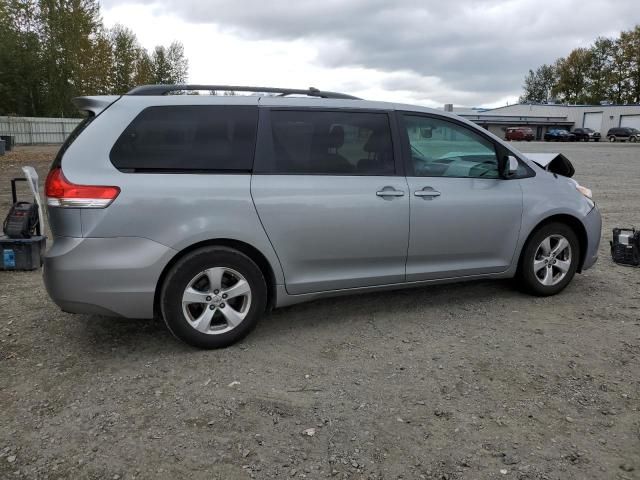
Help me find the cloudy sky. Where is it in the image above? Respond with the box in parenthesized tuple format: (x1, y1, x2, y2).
(101, 0, 639, 108)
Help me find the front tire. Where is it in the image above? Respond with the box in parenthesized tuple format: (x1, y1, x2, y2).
(517, 223, 579, 296)
(160, 247, 267, 348)
(630, 137, 637, 143)
(609, 136, 616, 142)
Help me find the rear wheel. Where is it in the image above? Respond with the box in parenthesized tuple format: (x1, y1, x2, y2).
(517, 223, 579, 296)
(609, 136, 616, 142)
(160, 247, 267, 348)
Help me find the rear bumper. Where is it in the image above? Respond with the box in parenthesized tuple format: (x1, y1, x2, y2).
(43, 236, 176, 318)
(581, 206, 602, 271)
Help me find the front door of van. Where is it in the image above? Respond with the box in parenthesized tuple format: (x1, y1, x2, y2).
(251, 108, 409, 295)
(399, 113, 523, 281)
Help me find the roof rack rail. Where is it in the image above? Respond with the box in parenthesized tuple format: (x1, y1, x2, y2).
(126, 84, 360, 100)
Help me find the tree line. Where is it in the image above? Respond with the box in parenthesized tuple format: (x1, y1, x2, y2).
(0, 0, 189, 117)
(520, 25, 640, 105)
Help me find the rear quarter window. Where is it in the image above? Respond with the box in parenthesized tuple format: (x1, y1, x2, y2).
(110, 105, 258, 172)
(51, 114, 95, 170)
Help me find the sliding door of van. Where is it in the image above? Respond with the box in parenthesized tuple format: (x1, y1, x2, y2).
(251, 108, 409, 295)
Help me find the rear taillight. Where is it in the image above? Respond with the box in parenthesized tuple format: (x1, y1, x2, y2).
(45, 168, 120, 208)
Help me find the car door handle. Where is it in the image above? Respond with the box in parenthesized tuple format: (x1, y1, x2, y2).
(376, 188, 405, 197)
(414, 188, 441, 198)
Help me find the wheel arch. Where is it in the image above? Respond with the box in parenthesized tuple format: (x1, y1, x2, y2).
(154, 238, 278, 317)
(519, 214, 588, 273)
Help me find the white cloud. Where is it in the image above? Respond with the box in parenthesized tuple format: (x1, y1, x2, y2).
(101, 0, 638, 107)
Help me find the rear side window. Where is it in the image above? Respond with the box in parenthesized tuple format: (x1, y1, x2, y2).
(258, 110, 395, 175)
(110, 106, 258, 172)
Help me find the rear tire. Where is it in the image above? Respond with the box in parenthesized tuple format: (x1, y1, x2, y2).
(160, 247, 267, 348)
(609, 136, 616, 142)
(517, 223, 580, 296)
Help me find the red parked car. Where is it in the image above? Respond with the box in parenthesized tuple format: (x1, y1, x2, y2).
(505, 127, 535, 141)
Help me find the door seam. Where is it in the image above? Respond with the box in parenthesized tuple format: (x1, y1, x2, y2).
(249, 173, 289, 291)
(402, 175, 411, 281)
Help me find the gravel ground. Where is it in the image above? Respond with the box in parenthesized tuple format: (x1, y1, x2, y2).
(0, 143, 639, 480)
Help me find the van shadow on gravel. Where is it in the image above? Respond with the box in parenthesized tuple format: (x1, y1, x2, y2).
(70, 278, 518, 353)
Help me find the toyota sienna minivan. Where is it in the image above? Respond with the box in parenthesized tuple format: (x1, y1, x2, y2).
(43, 85, 601, 348)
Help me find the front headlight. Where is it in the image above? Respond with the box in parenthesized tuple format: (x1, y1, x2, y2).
(576, 184, 592, 199)
(569, 179, 594, 206)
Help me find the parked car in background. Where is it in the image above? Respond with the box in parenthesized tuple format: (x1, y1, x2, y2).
(544, 129, 576, 142)
(572, 128, 601, 142)
(43, 84, 601, 349)
(505, 127, 534, 141)
(606, 127, 640, 142)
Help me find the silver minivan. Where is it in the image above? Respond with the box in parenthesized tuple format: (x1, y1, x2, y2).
(43, 85, 601, 348)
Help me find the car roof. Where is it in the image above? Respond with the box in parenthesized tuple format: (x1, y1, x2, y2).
(78, 91, 465, 121)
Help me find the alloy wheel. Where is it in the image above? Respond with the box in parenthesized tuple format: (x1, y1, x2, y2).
(533, 235, 572, 286)
(181, 267, 252, 334)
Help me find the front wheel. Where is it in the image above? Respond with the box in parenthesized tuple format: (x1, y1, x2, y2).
(609, 136, 616, 142)
(160, 247, 267, 348)
(517, 223, 579, 296)
(630, 136, 637, 143)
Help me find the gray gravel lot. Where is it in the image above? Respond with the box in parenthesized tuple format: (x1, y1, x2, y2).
(0, 142, 639, 480)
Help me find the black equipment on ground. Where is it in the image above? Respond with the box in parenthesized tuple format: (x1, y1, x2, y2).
(3, 178, 40, 238)
(610, 228, 640, 267)
(1, 177, 45, 271)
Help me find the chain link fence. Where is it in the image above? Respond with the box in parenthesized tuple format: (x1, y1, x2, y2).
(0, 116, 82, 145)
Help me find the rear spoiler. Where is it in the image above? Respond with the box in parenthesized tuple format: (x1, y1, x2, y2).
(523, 153, 575, 178)
(71, 96, 121, 116)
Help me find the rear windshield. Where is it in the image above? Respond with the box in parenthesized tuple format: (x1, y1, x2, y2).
(50, 114, 95, 170)
(110, 105, 258, 173)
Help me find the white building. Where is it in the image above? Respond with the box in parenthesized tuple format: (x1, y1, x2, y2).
(453, 103, 640, 140)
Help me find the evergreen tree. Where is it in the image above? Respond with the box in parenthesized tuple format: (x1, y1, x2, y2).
(110, 24, 138, 93)
(0, 0, 190, 116)
(519, 64, 556, 103)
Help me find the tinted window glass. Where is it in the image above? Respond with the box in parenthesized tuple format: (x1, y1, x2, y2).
(262, 110, 394, 175)
(110, 105, 258, 172)
(403, 115, 499, 178)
